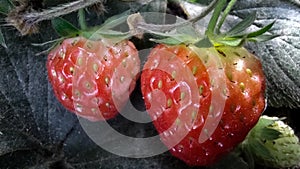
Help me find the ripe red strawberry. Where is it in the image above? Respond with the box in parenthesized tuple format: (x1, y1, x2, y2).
(141, 44, 266, 166)
(139, 0, 277, 165)
(47, 36, 140, 121)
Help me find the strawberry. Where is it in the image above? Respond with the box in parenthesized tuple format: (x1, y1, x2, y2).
(47, 36, 140, 121)
(241, 115, 300, 168)
(141, 44, 266, 165)
(140, 0, 276, 166)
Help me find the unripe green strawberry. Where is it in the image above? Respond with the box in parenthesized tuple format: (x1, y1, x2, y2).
(243, 115, 300, 168)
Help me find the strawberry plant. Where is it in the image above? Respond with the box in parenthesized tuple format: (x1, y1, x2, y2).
(0, 0, 299, 169)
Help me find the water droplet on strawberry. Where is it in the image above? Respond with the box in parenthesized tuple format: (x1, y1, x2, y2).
(177, 145, 184, 153)
(75, 104, 83, 112)
(217, 142, 223, 148)
(61, 93, 68, 100)
(163, 131, 169, 137)
(51, 69, 57, 77)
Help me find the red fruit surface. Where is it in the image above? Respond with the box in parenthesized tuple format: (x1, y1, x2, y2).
(141, 44, 266, 166)
(47, 37, 140, 121)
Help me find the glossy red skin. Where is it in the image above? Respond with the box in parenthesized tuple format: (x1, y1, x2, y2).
(47, 37, 140, 121)
(141, 44, 266, 166)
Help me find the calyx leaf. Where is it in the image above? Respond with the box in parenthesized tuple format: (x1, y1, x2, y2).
(246, 21, 276, 38)
(194, 36, 213, 48)
(247, 34, 280, 43)
(99, 10, 131, 31)
(82, 11, 133, 42)
(205, 0, 277, 47)
(51, 17, 80, 37)
(227, 12, 256, 36)
(150, 33, 198, 45)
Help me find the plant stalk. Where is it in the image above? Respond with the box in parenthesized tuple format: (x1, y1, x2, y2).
(78, 8, 87, 30)
(27, 0, 101, 23)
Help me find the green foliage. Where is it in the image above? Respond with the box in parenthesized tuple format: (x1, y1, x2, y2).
(98, 10, 131, 31)
(0, 0, 14, 15)
(185, 0, 211, 5)
(150, 32, 198, 45)
(205, 0, 277, 46)
(206, 0, 227, 36)
(227, 12, 256, 36)
(51, 17, 80, 37)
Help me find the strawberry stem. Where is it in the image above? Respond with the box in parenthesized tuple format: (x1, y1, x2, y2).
(78, 8, 87, 30)
(188, 0, 219, 24)
(206, 0, 226, 37)
(216, 0, 237, 34)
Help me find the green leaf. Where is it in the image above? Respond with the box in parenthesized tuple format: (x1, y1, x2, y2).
(82, 30, 131, 44)
(151, 37, 182, 45)
(97, 30, 131, 39)
(78, 8, 87, 30)
(151, 33, 197, 45)
(99, 11, 131, 31)
(194, 36, 213, 48)
(148, 28, 198, 45)
(175, 17, 199, 38)
(227, 12, 256, 36)
(0, 0, 14, 15)
(247, 21, 275, 38)
(51, 17, 79, 37)
(0, 28, 7, 48)
(248, 34, 279, 42)
(217, 37, 244, 46)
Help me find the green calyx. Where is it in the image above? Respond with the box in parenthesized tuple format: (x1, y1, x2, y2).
(203, 0, 278, 47)
(145, 0, 277, 48)
(51, 10, 132, 43)
(241, 115, 300, 168)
